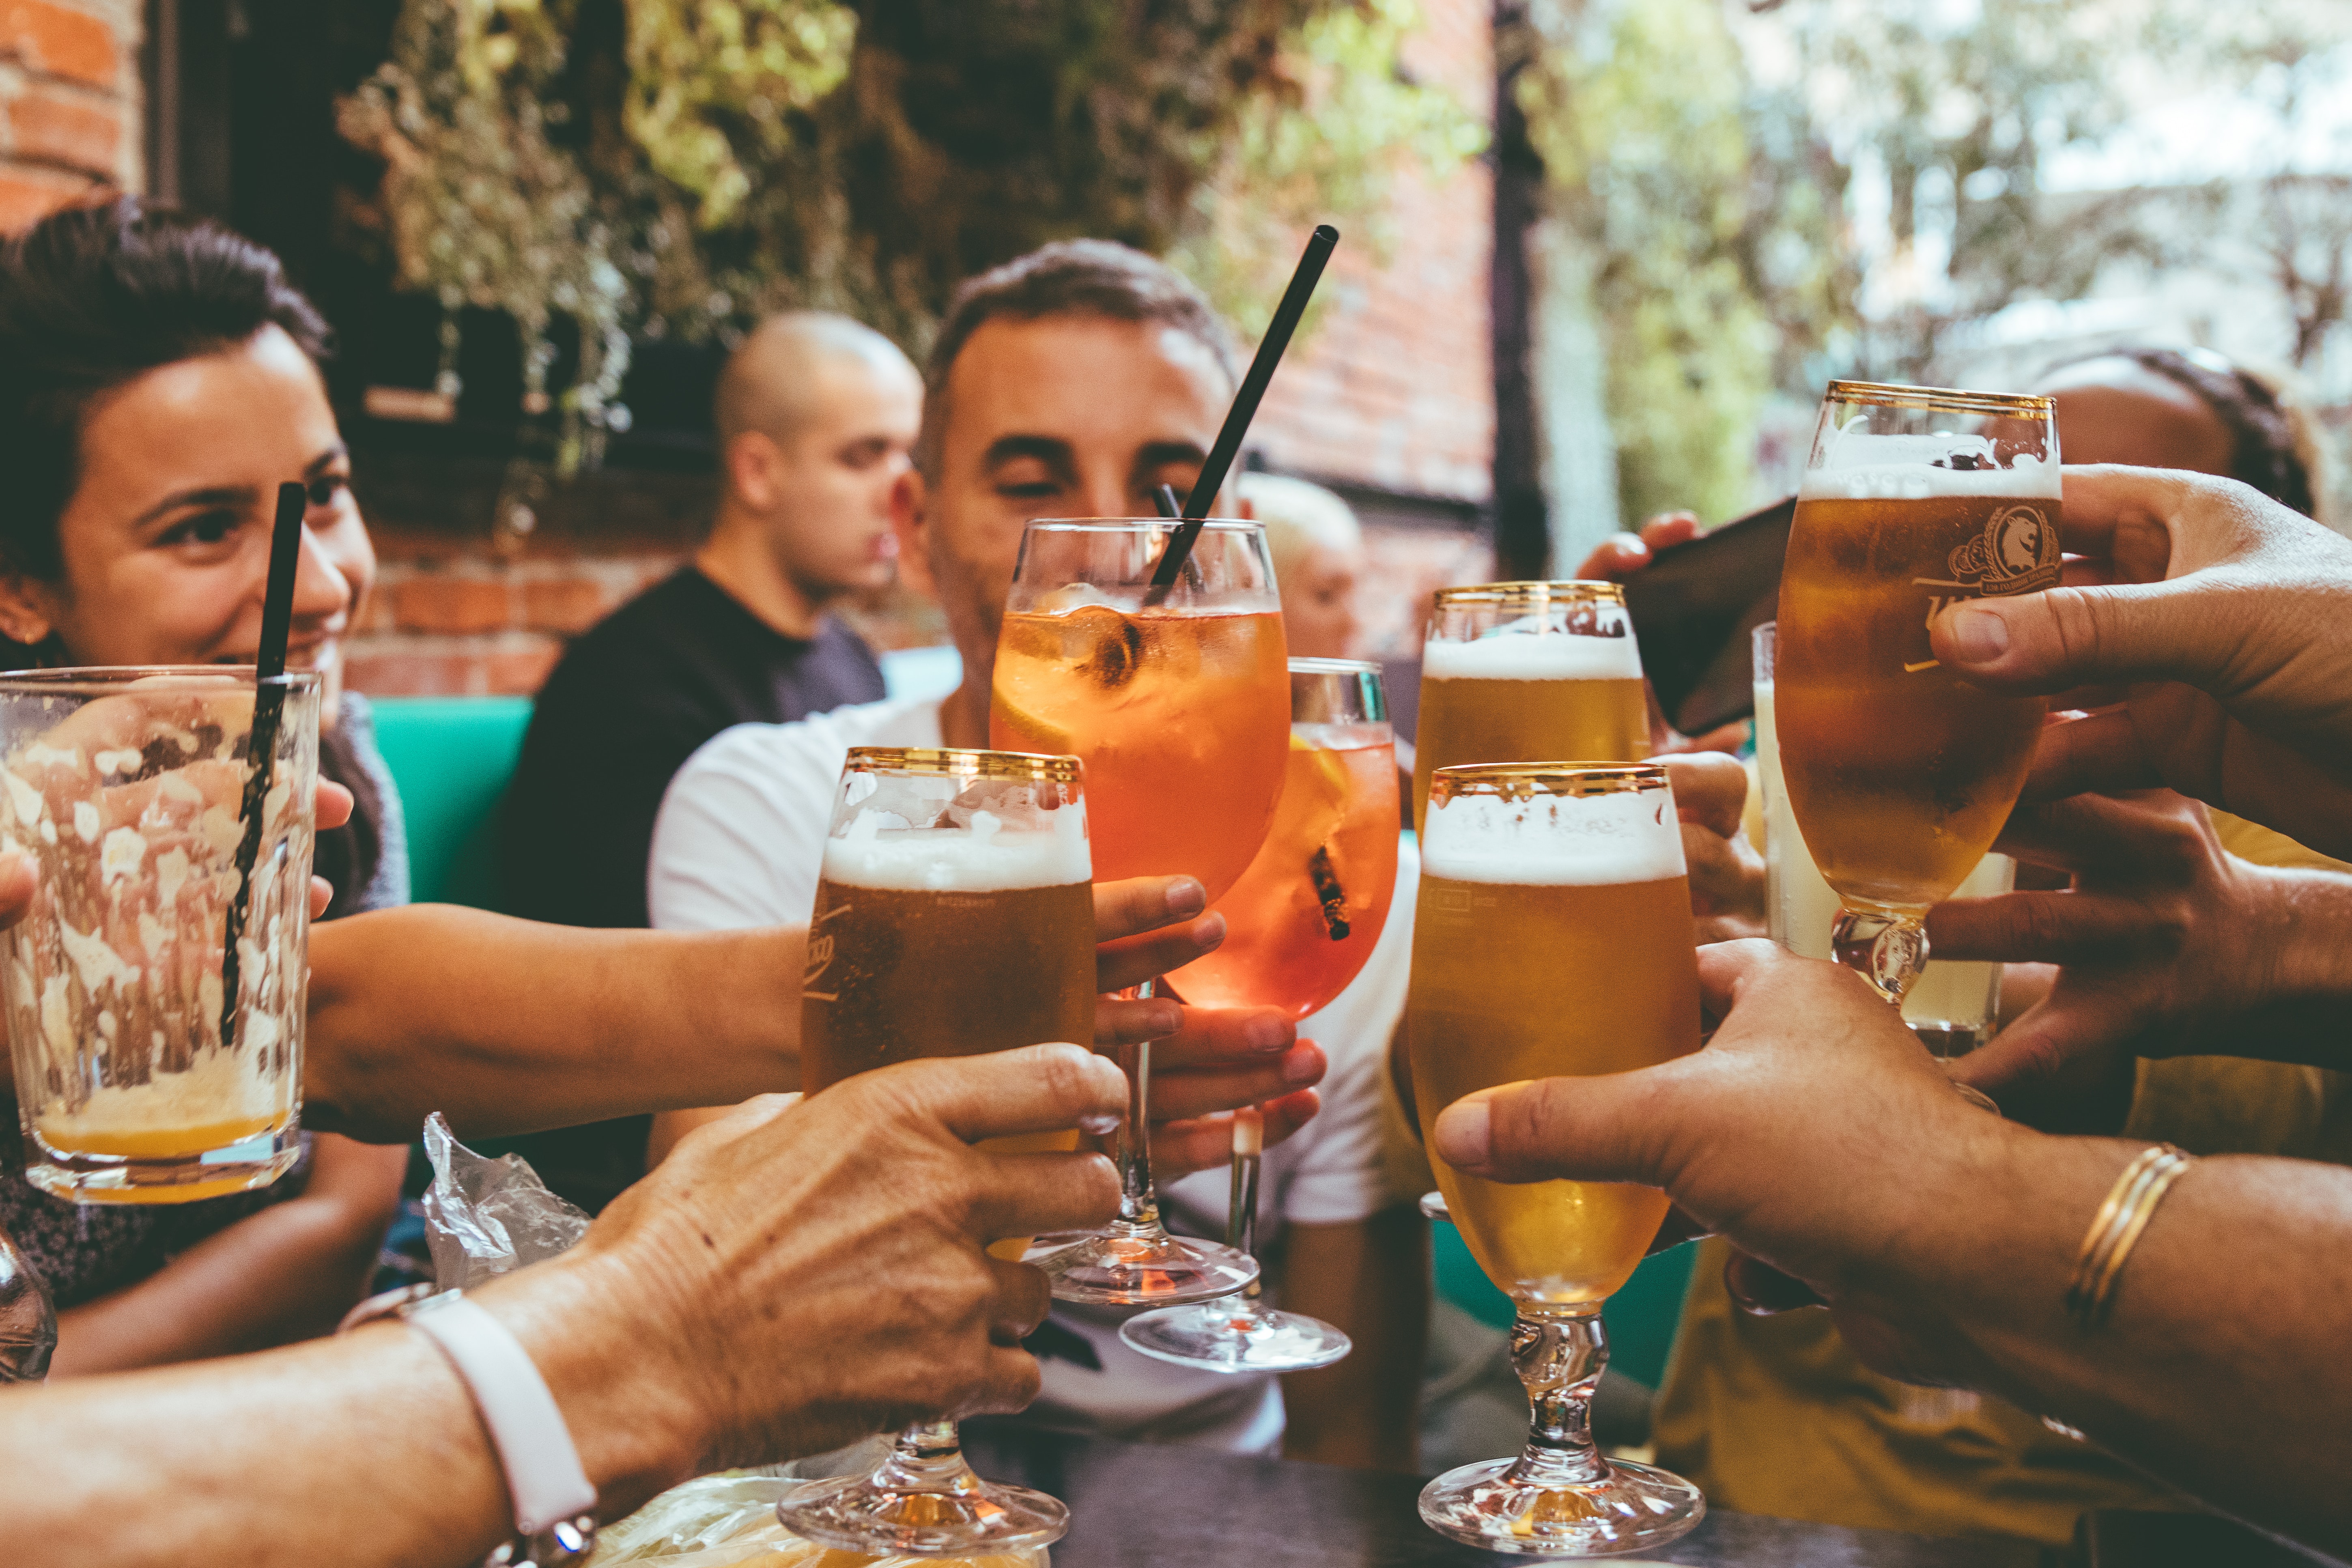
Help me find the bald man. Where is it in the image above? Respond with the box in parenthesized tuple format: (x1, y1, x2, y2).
(497, 312, 920, 1209)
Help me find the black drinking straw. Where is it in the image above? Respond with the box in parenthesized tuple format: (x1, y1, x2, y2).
(216, 481, 307, 1050)
(1146, 224, 1339, 604)
(1153, 482, 1182, 520)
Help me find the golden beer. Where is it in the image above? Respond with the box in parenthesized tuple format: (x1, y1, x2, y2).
(1778, 461, 2059, 912)
(1412, 583, 1649, 834)
(1408, 764, 1700, 1304)
(800, 749, 1095, 1177)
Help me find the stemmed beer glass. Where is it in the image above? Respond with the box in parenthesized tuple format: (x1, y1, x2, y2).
(775, 746, 1096, 1557)
(1125, 657, 1399, 1373)
(1409, 763, 1706, 1556)
(991, 519, 1291, 1306)
(1775, 382, 2061, 1002)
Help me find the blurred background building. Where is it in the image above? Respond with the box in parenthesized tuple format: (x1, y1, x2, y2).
(3, 0, 2346, 697)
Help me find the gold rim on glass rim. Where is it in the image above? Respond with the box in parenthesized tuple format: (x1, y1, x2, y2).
(1431, 581, 1627, 612)
(844, 746, 1082, 784)
(1429, 760, 1667, 805)
(1823, 380, 2055, 417)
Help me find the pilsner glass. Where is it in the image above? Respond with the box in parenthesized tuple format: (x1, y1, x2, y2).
(1777, 381, 2060, 1003)
(1412, 582, 1650, 834)
(991, 519, 1289, 1306)
(2, 669, 318, 1203)
(1410, 763, 1705, 1556)
(775, 746, 1094, 1558)
(1754, 623, 2012, 1052)
(1125, 658, 1399, 1374)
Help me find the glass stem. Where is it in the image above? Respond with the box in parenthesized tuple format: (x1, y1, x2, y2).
(1831, 906, 1929, 1004)
(869, 1419, 982, 1497)
(1510, 1303, 1610, 1488)
(1111, 980, 1160, 1230)
(1227, 1108, 1264, 1305)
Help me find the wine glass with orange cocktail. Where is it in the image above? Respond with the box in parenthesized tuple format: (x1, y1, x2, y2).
(990, 518, 1291, 1305)
(1121, 656, 1399, 1372)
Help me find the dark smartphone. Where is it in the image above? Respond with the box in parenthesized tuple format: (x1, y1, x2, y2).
(1620, 495, 1793, 736)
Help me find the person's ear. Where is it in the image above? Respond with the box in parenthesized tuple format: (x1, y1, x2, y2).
(0, 571, 57, 648)
(725, 431, 783, 514)
(890, 468, 939, 600)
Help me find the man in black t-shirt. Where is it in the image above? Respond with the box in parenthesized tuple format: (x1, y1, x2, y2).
(497, 312, 920, 1208)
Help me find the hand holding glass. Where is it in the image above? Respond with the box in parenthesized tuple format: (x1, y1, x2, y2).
(1409, 763, 1706, 1557)
(2, 668, 318, 1204)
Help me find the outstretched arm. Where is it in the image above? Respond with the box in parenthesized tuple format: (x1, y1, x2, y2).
(1433, 941, 2352, 1557)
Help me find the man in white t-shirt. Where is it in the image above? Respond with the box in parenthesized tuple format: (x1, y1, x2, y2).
(648, 241, 1426, 1468)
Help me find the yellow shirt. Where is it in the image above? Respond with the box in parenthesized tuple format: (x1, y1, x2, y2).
(1653, 811, 2350, 1544)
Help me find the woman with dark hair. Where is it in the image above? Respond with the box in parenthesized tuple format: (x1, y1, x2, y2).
(0, 198, 408, 1373)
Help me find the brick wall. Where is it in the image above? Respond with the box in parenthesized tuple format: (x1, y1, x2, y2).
(1248, 0, 1495, 507)
(0, 0, 136, 229)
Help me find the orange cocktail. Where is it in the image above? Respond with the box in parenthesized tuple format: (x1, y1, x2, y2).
(992, 604, 1289, 903)
(1167, 725, 1398, 1017)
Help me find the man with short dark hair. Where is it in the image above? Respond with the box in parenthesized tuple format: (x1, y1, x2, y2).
(645, 240, 1428, 1469)
(497, 311, 920, 1212)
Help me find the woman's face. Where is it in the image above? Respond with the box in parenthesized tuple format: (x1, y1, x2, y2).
(1280, 540, 1366, 661)
(0, 325, 374, 706)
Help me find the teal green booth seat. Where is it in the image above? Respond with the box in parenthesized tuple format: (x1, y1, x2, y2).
(367, 697, 534, 910)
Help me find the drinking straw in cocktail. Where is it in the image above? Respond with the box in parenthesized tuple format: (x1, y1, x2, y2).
(216, 481, 307, 1049)
(1146, 224, 1338, 603)
(1154, 483, 1182, 521)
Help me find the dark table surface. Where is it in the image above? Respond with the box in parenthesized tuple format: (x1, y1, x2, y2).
(962, 1427, 2042, 1568)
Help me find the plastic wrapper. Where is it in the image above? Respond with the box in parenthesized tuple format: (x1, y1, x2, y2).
(588, 1474, 1048, 1567)
(420, 1112, 591, 1288)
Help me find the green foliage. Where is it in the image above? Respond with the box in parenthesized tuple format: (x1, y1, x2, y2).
(343, 0, 1480, 402)
(1173, 0, 1487, 338)
(1521, 0, 1852, 525)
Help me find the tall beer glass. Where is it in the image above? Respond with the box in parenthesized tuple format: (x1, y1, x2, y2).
(1754, 623, 2012, 1052)
(1126, 658, 1398, 1374)
(992, 519, 1288, 1306)
(2, 669, 318, 1203)
(1412, 582, 1648, 834)
(1777, 382, 2059, 1003)
(777, 746, 1093, 1558)
(1409, 763, 1705, 1555)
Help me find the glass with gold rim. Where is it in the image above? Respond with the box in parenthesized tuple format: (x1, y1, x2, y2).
(1410, 762, 1705, 1556)
(991, 518, 1289, 1306)
(1412, 582, 1650, 835)
(1776, 381, 2060, 1003)
(776, 745, 1094, 1558)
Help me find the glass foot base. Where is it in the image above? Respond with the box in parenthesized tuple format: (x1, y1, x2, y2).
(1121, 1300, 1351, 1374)
(775, 1473, 1067, 1558)
(1418, 1453, 1705, 1557)
(1037, 1229, 1258, 1306)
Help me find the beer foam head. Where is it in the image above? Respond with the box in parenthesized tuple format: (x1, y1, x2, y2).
(1423, 622, 1643, 682)
(1800, 447, 2059, 502)
(824, 803, 1091, 892)
(1421, 777, 1687, 886)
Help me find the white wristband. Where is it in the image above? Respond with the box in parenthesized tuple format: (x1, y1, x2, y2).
(404, 1291, 600, 1538)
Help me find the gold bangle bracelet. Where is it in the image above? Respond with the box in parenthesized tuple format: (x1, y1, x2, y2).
(2064, 1143, 2196, 1331)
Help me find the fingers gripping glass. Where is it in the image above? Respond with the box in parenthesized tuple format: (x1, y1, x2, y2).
(1776, 382, 2060, 1003)
(992, 519, 1290, 1307)
(775, 746, 1093, 1557)
(1124, 658, 1399, 1374)
(1408, 764, 1706, 1556)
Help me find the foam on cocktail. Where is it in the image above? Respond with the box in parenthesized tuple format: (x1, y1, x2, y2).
(1422, 784, 1686, 887)
(1799, 450, 2060, 501)
(1421, 624, 1642, 682)
(824, 805, 1091, 893)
